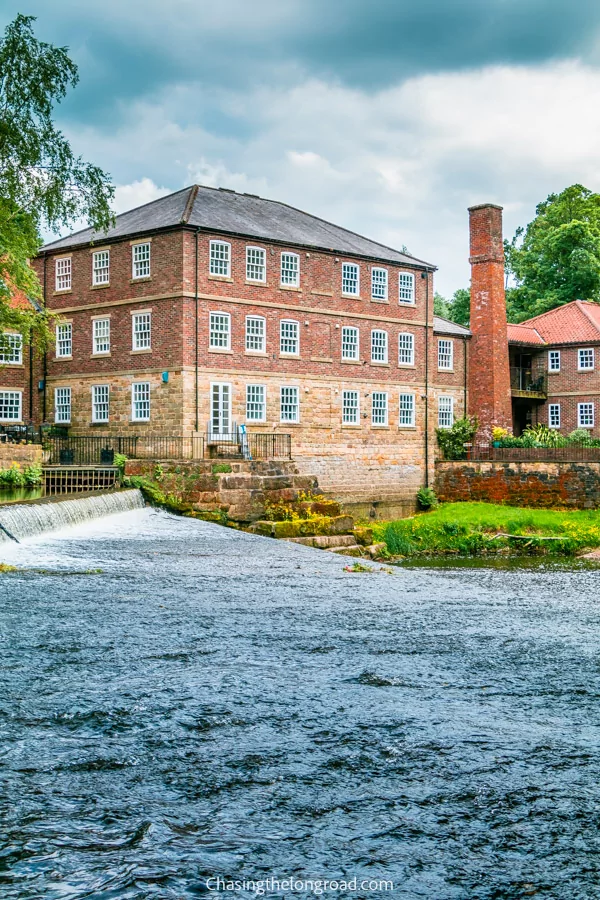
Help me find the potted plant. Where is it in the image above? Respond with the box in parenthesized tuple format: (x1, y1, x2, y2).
(492, 426, 509, 448)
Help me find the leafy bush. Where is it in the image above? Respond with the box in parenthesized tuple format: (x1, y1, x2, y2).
(417, 486, 438, 510)
(114, 453, 128, 473)
(567, 428, 595, 447)
(436, 416, 478, 460)
(0, 462, 43, 487)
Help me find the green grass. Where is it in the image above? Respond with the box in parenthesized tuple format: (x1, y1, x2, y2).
(370, 502, 600, 558)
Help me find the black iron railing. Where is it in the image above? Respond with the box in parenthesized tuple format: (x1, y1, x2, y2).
(457, 444, 600, 462)
(43, 433, 292, 464)
(510, 367, 547, 396)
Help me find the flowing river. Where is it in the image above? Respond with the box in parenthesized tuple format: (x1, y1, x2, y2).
(1, 506, 600, 899)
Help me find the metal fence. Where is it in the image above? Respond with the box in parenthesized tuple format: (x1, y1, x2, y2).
(510, 366, 547, 396)
(43, 433, 292, 465)
(462, 444, 600, 462)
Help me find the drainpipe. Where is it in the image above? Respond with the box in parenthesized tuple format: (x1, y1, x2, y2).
(463, 337, 468, 414)
(421, 270, 430, 487)
(42, 256, 47, 423)
(28, 329, 33, 422)
(194, 229, 199, 433)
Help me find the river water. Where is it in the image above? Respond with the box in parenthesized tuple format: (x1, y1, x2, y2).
(1, 508, 600, 899)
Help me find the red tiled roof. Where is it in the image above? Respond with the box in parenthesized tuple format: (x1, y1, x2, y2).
(506, 323, 545, 345)
(508, 300, 600, 346)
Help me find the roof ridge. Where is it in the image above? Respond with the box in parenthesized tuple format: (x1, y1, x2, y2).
(181, 185, 198, 224)
(575, 299, 600, 332)
(519, 298, 583, 326)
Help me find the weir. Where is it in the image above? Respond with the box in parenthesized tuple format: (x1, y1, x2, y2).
(0, 489, 145, 543)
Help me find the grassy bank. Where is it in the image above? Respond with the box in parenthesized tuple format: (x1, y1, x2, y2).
(370, 502, 600, 558)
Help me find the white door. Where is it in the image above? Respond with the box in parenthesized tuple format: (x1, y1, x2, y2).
(210, 383, 231, 437)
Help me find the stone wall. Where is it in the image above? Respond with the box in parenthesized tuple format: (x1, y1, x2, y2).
(436, 460, 600, 509)
(124, 458, 318, 522)
(0, 444, 43, 467)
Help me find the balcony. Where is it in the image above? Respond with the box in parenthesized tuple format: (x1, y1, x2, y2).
(510, 366, 547, 399)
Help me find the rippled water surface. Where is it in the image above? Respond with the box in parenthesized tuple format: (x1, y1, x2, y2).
(1, 508, 600, 899)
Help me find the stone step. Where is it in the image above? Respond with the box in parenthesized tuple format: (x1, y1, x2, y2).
(286, 534, 357, 549)
(328, 545, 365, 556)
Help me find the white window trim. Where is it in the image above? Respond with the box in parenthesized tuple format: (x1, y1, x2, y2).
(209, 240, 232, 278)
(245, 246, 267, 283)
(398, 332, 415, 366)
(131, 382, 151, 422)
(548, 403, 561, 429)
(341, 262, 360, 297)
(398, 272, 416, 305)
(0, 332, 23, 365)
(0, 390, 22, 422)
(92, 249, 110, 286)
(54, 387, 71, 424)
(342, 389, 360, 425)
(132, 311, 152, 351)
(438, 395, 455, 429)
(280, 252, 300, 288)
(438, 339, 454, 371)
(56, 322, 72, 359)
(371, 329, 388, 364)
(371, 267, 388, 301)
(280, 385, 300, 423)
(280, 319, 300, 356)
(245, 384, 267, 423)
(371, 391, 389, 427)
(131, 242, 151, 280)
(399, 393, 416, 428)
(245, 315, 266, 353)
(341, 326, 360, 361)
(91, 384, 110, 423)
(208, 311, 232, 351)
(578, 402, 595, 428)
(548, 350, 561, 373)
(55, 256, 72, 292)
(92, 317, 111, 356)
(578, 348, 595, 371)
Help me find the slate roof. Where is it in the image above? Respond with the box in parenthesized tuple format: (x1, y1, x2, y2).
(40, 184, 435, 268)
(507, 300, 600, 346)
(433, 315, 470, 337)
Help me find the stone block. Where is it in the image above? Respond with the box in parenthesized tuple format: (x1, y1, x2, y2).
(367, 542, 387, 558)
(328, 515, 355, 535)
(353, 525, 374, 546)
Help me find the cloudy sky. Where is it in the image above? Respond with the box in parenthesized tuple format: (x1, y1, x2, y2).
(4, 0, 600, 294)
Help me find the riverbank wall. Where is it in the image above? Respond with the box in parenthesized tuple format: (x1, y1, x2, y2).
(0, 444, 43, 467)
(435, 460, 600, 509)
(123, 459, 318, 522)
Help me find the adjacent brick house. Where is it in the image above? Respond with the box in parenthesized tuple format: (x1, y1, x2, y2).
(507, 301, 600, 437)
(21, 184, 469, 512)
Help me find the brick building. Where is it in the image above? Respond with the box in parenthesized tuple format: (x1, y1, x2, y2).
(8, 184, 470, 512)
(507, 302, 600, 437)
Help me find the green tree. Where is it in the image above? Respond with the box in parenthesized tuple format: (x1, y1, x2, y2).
(448, 287, 470, 326)
(0, 14, 114, 343)
(505, 184, 600, 322)
(433, 291, 450, 317)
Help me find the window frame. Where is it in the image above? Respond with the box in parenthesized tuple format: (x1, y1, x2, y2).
(438, 338, 454, 371)
(131, 381, 151, 422)
(92, 317, 111, 355)
(245, 315, 266, 353)
(92, 249, 110, 286)
(398, 272, 415, 304)
(341, 326, 359, 361)
(280, 319, 300, 356)
(548, 403, 561, 429)
(245, 246, 266, 283)
(131, 242, 151, 280)
(280, 252, 300, 287)
(371, 329, 388, 364)
(578, 348, 595, 371)
(132, 311, 152, 351)
(0, 390, 22, 422)
(0, 333, 23, 365)
(371, 391, 389, 427)
(92, 384, 110, 423)
(341, 262, 360, 297)
(56, 322, 72, 358)
(208, 311, 231, 351)
(371, 267, 388, 301)
(280, 385, 300, 423)
(438, 395, 455, 429)
(399, 392, 416, 427)
(209, 240, 232, 278)
(246, 383, 267, 422)
(54, 386, 71, 424)
(398, 332, 415, 366)
(55, 256, 72, 291)
(548, 350, 561, 373)
(342, 389, 360, 425)
(578, 402, 595, 428)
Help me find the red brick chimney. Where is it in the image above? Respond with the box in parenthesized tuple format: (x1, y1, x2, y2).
(467, 204, 512, 439)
